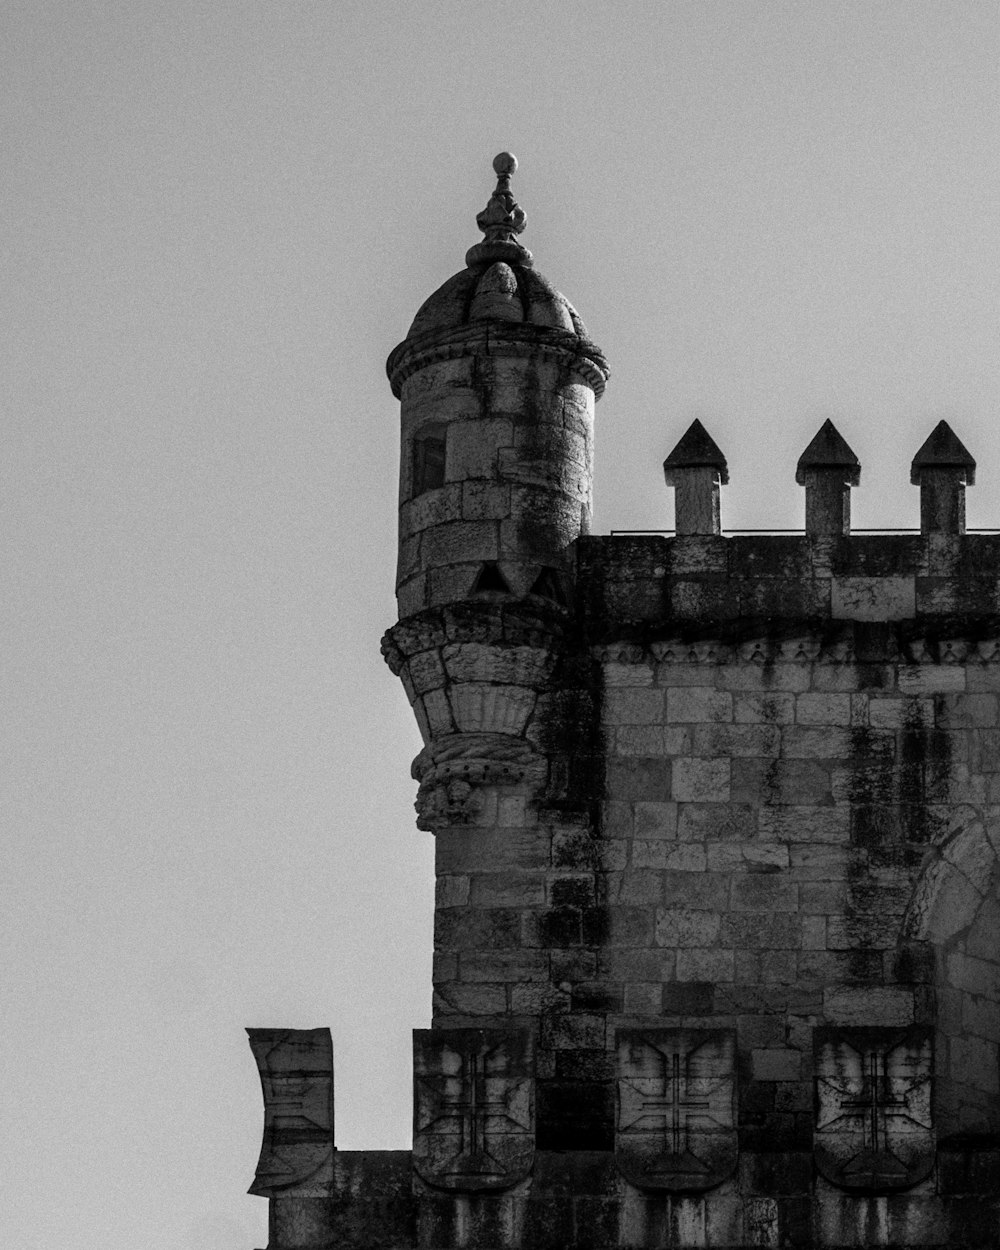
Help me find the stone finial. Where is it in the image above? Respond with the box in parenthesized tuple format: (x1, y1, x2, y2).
(796, 420, 861, 538)
(662, 419, 729, 536)
(465, 152, 534, 269)
(910, 420, 976, 535)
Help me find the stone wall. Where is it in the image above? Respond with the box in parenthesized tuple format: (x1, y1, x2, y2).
(254, 530, 1000, 1248)
(394, 341, 598, 619)
(581, 531, 1000, 1149)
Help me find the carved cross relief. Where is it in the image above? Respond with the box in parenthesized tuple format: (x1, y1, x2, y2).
(814, 1027, 934, 1192)
(616, 1029, 738, 1192)
(412, 1028, 534, 1192)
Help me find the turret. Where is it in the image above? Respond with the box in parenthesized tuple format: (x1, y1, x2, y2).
(381, 159, 612, 1151)
(386, 153, 608, 619)
(382, 155, 609, 831)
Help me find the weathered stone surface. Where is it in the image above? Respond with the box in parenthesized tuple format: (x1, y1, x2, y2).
(672, 758, 730, 802)
(655, 908, 721, 947)
(412, 1028, 534, 1193)
(813, 1027, 934, 1192)
(247, 1028, 334, 1197)
(831, 577, 916, 621)
(751, 1048, 801, 1082)
(369, 160, 1000, 1248)
(616, 1029, 738, 1192)
(675, 947, 736, 981)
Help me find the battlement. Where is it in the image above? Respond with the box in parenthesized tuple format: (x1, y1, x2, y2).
(660, 416, 976, 539)
(578, 532, 1000, 640)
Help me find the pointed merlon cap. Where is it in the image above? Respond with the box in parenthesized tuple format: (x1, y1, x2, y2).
(663, 419, 730, 485)
(910, 420, 976, 486)
(465, 152, 534, 269)
(795, 419, 861, 486)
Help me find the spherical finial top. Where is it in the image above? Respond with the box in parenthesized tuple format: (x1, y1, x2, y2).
(466, 152, 531, 268)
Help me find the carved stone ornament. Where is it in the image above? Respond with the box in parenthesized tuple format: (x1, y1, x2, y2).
(247, 1028, 334, 1197)
(814, 1027, 934, 1192)
(411, 733, 548, 831)
(413, 1027, 534, 1192)
(616, 1029, 738, 1192)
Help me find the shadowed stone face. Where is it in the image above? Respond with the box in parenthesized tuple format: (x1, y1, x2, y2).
(813, 1028, 934, 1193)
(616, 1029, 738, 1193)
(412, 1028, 534, 1192)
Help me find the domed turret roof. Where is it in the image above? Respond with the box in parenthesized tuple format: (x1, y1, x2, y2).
(387, 154, 608, 398)
(407, 261, 591, 341)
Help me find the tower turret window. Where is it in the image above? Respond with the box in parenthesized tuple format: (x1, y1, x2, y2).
(411, 424, 447, 497)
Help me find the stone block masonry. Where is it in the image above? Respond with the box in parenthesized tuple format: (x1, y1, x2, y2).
(369, 532, 1000, 1248)
(252, 159, 1000, 1248)
(379, 532, 1000, 1246)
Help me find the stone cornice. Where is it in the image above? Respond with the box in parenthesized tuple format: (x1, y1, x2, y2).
(386, 322, 609, 400)
(381, 602, 569, 671)
(589, 622, 1000, 664)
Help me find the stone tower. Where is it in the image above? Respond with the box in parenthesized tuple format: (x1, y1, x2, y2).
(246, 157, 1000, 1250)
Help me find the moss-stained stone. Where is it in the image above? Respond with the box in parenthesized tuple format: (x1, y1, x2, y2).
(348, 164, 1000, 1246)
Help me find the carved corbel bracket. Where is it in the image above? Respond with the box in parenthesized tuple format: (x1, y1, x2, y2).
(411, 733, 548, 830)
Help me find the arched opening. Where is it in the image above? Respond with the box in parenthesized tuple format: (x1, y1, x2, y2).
(903, 813, 1000, 1139)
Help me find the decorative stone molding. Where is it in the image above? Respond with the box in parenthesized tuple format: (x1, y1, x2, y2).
(411, 733, 547, 830)
(594, 636, 856, 665)
(382, 603, 566, 665)
(938, 638, 970, 664)
(386, 321, 609, 400)
(466, 152, 529, 265)
(593, 628, 1000, 666)
(380, 633, 406, 676)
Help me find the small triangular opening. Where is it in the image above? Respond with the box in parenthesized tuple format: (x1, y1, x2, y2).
(529, 567, 565, 604)
(471, 562, 511, 594)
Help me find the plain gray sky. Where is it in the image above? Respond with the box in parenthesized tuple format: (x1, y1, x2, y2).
(3, 2, 998, 1245)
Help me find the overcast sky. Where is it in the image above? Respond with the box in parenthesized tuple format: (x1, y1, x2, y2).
(3, 2, 999, 1246)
